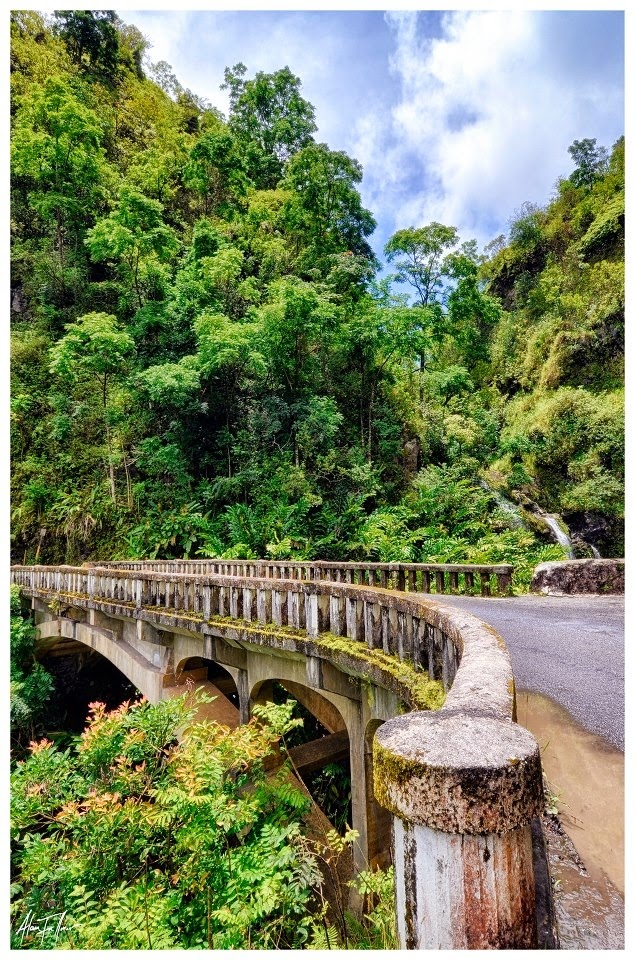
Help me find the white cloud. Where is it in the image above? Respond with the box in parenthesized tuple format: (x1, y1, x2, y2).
(121, 8, 624, 257)
(354, 9, 624, 251)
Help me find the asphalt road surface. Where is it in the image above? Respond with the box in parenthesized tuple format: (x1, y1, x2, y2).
(418, 593, 625, 751)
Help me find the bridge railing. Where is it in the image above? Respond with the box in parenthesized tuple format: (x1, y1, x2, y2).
(12, 564, 469, 696)
(91, 558, 514, 596)
(10, 562, 545, 949)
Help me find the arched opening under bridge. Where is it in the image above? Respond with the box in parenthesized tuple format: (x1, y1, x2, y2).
(37, 643, 142, 734)
(168, 656, 241, 728)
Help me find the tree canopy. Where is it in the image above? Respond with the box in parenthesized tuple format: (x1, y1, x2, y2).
(10, 11, 624, 578)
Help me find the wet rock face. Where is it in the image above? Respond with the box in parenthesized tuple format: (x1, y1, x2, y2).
(531, 559, 624, 595)
(564, 511, 623, 559)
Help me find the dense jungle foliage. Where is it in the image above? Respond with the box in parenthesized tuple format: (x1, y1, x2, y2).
(10, 11, 625, 586)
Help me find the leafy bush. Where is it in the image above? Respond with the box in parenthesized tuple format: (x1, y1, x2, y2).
(11, 695, 322, 949)
(10, 586, 54, 748)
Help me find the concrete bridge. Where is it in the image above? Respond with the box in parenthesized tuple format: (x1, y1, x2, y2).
(11, 558, 554, 950)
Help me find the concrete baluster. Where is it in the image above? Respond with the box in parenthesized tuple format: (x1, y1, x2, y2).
(271, 587, 288, 626)
(287, 589, 300, 628)
(400, 611, 414, 661)
(305, 592, 319, 638)
(481, 571, 491, 597)
(210, 585, 219, 618)
(386, 607, 399, 654)
(374, 714, 543, 949)
(449, 571, 459, 593)
(242, 586, 255, 622)
(441, 631, 454, 690)
(411, 617, 425, 668)
(229, 585, 241, 619)
(257, 587, 272, 625)
(346, 596, 362, 641)
(424, 623, 434, 679)
(202, 584, 211, 621)
(364, 600, 383, 649)
(435, 570, 445, 593)
(316, 592, 330, 633)
(174, 580, 183, 611)
(465, 570, 475, 593)
(380, 606, 390, 652)
(218, 585, 227, 617)
(434, 626, 445, 679)
(298, 589, 306, 628)
(329, 593, 345, 635)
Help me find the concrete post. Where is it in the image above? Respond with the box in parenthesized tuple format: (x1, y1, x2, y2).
(305, 592, 319, 638)
(374, 712, 543, 949)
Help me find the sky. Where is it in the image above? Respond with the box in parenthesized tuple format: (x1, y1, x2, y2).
(115, 3, 626, 260)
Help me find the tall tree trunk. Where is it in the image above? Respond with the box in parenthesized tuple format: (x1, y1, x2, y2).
(102, 374, 116, 505)
(122, 443, 133, 509)
(367, 381, 375, 462)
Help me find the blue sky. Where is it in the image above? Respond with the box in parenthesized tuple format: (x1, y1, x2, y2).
(116, 4, 625, 263)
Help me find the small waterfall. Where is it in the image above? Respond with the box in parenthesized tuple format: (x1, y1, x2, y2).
(478, 481, 527, 529)
(541, 513, 575, 559)
(479, 479, 578, 557)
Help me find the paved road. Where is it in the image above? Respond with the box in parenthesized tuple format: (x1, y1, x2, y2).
(418, 593, 625, 751)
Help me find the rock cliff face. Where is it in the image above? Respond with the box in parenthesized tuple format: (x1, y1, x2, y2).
(530, 559, 624, 595)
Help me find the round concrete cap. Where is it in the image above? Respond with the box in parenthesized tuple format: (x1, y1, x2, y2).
(374, 711, 543, 834)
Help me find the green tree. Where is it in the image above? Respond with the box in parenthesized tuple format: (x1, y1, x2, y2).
(11, 76, 107, 288)
(283, 143, 377, 270)
(567, 137, 609, 189)
(183, 124, 249, 216)
(49, 312, 135, 503)
(53, 10, 121, 81)
(85, 187, 179, 309)
(384, 223, 459, 307)
(223, 63, 317, 188)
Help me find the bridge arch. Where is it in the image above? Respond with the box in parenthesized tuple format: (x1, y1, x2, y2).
(168, 655, 241, 727)
(250, 677, 347, 735)
(34, 615, 165, 703)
